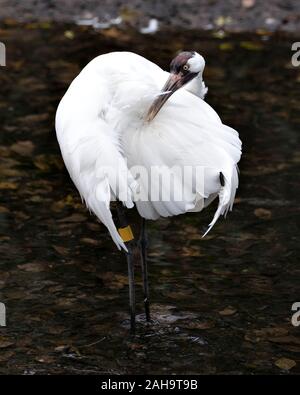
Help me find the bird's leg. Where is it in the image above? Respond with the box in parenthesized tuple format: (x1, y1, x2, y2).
(116, 202, 136, 333)
(126, 243, 135, 333)
(138, 218, 151, 322)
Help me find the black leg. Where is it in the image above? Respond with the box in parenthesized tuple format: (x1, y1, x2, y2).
(139, 218, 150, 322)
(126, 241, 136, 333)
(116, 202, 136, 333)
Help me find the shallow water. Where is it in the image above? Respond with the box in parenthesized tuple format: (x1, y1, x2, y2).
(0, 23, 299, 374)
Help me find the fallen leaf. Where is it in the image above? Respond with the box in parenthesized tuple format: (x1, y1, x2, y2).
(254, 208, 272, 220)
(129, 343, 144, 351)
(120, 7, 140, 23)
(51, 194, 80, 212)
(14, 211, 30, 221)
(0, 182, 18, 190)
(81, 264, 96, 273)
(97, 272, 129, 289)
(240, 41, 264, 51)
(185, 321, 215, 330)
(29, 195, 43, 203)
(80, 237, 99, 246)
(181, 246, 204, 257)
(242, 0, 256, 8)
(35, 355, 55, 364)
(245, 327, 289, 343)
(215, 16, 233, 27)
(17, 262, 47, 272)
(34, 154, 64, 172)
(54, 345, 68, 352)
(21, 113, 49, 123)
(10, 140, 34, 157)
(219, 306, 237, 316)
(64, 30, 75, 39)
(53, 245, 69, 256)
(56, 297, 76, 307)
(275, 358, 296, 370)
(0, 337, 15, 349)
(0, 351, 14, 362)
(58, 213, 86, 223)
(212, 31, 226, 39)
(219, 42, 234, 51)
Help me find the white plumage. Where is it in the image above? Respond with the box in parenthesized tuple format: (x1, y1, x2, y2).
(56, 51, 241, 250)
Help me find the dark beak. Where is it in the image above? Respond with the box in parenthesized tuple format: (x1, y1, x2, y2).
(146, 73, 184, 122)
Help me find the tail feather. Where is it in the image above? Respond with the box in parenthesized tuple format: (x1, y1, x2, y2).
(202, 166, 239, 237)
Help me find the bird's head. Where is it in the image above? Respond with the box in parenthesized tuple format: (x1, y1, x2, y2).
(146, 51, 205, 121)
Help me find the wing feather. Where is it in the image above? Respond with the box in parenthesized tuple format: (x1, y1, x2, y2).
(56, 112, 136, 251)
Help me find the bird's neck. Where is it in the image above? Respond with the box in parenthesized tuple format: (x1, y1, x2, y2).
(185, 73, 206, 99)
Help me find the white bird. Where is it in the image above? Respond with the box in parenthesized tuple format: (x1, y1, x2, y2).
(56, 51, 242, 331)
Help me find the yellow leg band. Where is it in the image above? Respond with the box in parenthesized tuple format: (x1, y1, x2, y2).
(118, 226, 134, 242)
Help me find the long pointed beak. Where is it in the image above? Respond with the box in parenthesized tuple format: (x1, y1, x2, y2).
(146, 73, 182, 122)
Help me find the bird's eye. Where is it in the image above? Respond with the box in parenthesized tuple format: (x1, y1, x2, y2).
(183, 64, 189, 71)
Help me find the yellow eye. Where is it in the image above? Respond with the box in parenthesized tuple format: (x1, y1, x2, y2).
(183, 64, 189, 71)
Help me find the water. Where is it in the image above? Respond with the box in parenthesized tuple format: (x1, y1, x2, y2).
(0, 22, 299, 374)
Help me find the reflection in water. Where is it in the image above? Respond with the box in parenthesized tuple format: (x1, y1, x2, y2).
(0, 23, 299, 374)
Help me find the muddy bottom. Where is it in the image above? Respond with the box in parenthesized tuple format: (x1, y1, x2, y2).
(0, 23, 299, 374)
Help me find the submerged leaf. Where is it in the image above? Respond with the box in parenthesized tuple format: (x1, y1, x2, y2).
(275, 358, 296, 370)
(240, 41, 264, 50)
(0, 182, 17, 190)
(10, 140, 34, 157)
(219, 306, 237, 316)
(17, 262, 47, 272)
(254, 208, 272, 219)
